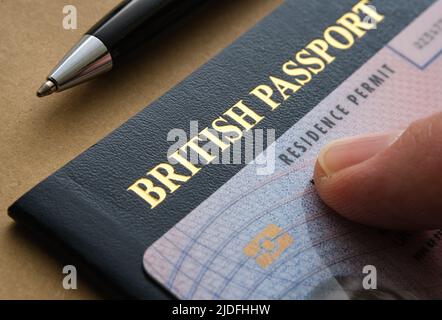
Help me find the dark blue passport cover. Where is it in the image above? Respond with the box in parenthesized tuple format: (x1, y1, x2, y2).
(8, 0, 434, 299)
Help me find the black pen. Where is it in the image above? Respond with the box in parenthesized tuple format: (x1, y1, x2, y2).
(37, 0, 207, 97)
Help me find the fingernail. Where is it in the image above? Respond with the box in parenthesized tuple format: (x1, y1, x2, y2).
(318, 131, 403, 176)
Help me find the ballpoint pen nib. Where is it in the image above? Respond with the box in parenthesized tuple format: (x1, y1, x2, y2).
(36, 80, 57, 97)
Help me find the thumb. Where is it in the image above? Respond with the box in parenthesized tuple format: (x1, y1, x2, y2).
(313, 111, 442, 230)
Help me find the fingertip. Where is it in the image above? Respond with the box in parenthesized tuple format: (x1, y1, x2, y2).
(313, 158, 352, 220)
(312, 121, 442, 230)
(313, 158, 327, 188)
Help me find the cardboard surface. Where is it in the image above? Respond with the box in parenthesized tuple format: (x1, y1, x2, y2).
(0, 0, 283, 299)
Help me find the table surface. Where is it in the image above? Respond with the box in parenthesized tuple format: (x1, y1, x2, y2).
(0, 0, 283, 299)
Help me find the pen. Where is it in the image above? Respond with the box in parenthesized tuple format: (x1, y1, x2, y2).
(37, 0, 207, 97)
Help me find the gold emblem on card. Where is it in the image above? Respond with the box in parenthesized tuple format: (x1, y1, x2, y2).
(244, 224, 293, 268)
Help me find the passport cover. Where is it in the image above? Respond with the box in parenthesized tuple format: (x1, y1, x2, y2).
(8, 0, 439, 299)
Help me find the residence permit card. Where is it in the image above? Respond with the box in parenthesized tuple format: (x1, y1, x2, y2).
(143, 0, 442, 299)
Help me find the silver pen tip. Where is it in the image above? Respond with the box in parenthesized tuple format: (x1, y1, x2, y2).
(36, 80, 57, 97)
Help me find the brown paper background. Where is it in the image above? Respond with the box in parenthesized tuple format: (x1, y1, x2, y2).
(0, 0, 283, 299)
